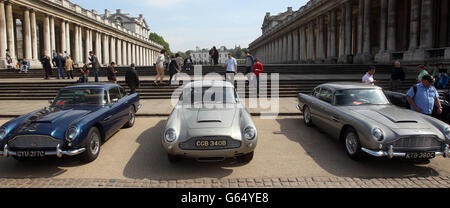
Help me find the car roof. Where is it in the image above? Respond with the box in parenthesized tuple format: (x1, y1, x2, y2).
(183, 80, 234, 89)
(317, 82, 383, 91)
(63, 83, 120, 90)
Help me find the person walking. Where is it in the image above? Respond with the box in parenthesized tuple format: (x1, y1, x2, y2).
(175, 53, 184, 71)
(244, 51, 255, 75)
(212, 46, 219, 65)
(362, 66, 378, 85)
(253, 58, 264, 96)
(437, 68, 449, 90)
(184, 55, 193, 71)
(224, 53, 238, 84)
(390, 61, 406, 92)
(155, 49, 167, 86)
(107, 62, 117, 84)
(168, 55, 180, 85)
(52, 53, 66, 79)
(40, 55, 52, 80)
(417, 64, 430, 83)
(125, 64, 140, 94)
(88, 51, 101, 82)
(65, 56, 74, 80)
(407, 75, 443, 116)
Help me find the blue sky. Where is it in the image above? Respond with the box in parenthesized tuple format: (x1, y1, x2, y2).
(71, 0, 309, 52)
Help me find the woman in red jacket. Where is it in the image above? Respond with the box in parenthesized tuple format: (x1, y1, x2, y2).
(253, 58, 264, 96)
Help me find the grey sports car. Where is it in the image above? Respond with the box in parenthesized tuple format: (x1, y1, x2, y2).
(296, 82, 450, 161)
(162, 80, 257, 163)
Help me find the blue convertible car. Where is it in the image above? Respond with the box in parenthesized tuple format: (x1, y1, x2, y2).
(0, 83, 141, 162)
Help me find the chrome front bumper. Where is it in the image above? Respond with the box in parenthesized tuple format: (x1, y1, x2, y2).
(361, 144, 450, 159)
(0, 144, 86, 158)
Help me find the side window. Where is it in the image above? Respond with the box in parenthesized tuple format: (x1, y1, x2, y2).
(312, 88, 321, 98)
(319, 88, 333, 104)
(119, 87, 126, 97)
(109, 87, 121, 102)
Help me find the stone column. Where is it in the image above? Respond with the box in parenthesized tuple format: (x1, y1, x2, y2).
(73, 25, 79, 64)
(43, 15, 51, 57)
(327, 10, 337, 63)
(23, 8, 32, 61)
(338, 4, 346, 62)
(355, 0, 373, 63)
(292, 29, 299, 64)
(409, 0, 420, 50)
(420, 0, 433, 49)
(30, 10, 38, 62)
(375, 0, 390, 63)
(95, 32, 102, 65)
(307, 22, 314, 62)
(128, 42, 132, 65)
(386, 0, 396, 52)
(356, 0, 364, 55)
(122, 41, 127, 66)
(0, 0, 6, 66)
(50, 16, 55, 54)
(110, 37, 116, 64)
(378, 0, 388, 53)
(287, 32, 292, 63)
(102, 34, 109, 65)
(84, 28, 90, 64)
(66, 22, 71, 56)
(5, 1, 14, 62)
(60, 20, 66, 55)
(116, 39, 122, 66)
(342, 1, 353, 62)
(439, 0, 449, 48)
(78, 26, 83, 64)
(316, 16, 325, 63)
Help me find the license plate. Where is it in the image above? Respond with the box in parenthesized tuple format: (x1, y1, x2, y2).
(195, 140, 227, 148)
(16, 151, 45, 158)
(405, 152, 436, 160)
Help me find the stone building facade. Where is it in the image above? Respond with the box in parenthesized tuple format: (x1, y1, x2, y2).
(0, 0, 163, 69)
(249, 0, 450, 65)
(190, 46, 229, 65)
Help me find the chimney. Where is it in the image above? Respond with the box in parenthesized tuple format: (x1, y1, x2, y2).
(116, 9, 122, 14)
(139, 14, 144, 19)
(105, 9, 111, 18)
(287, 7, 293, 13)
(265, 12, 270, 17)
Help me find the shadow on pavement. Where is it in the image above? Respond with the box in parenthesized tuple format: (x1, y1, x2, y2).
(123, 120, 249, 180)
(276, 117, 440, 178)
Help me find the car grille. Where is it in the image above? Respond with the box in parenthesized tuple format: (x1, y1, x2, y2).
(8, 135, 63, 149)
(390, 136, 443, 150)
(179, 136, 241, 150)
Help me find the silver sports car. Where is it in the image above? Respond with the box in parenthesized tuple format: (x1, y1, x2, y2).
(296, 82, 450, 161)
(162, 80, 257, 163)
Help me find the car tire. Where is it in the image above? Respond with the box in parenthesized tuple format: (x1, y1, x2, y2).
(303, 106, 313, 127)
(343, 128, 365, 160)
(168, 154, 180, 163)
(239, 151, 254, 163)
(81, 127, 101, 163)
(123, 106, 136, 128)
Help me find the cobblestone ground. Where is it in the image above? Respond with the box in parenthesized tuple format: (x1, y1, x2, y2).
(0, 176, 449, 188)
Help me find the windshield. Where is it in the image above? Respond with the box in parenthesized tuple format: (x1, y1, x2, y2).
(182, 87, 237, 105)
(335, 89, 390, 106)
(52, 88, 107, 106)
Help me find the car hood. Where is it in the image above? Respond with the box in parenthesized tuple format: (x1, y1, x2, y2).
(11, 105, 99, 137)
(347, 105, 432, 129)
(182, 105, 238, 129)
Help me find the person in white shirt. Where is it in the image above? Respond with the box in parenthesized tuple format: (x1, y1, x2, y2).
(362, 66, 377, 85)
(155, 49, 167, 86)
(224, 53, 237, 83)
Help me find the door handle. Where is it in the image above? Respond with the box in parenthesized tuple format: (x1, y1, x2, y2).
(104, 115, 112, 121)
(331, 116, 340, 122)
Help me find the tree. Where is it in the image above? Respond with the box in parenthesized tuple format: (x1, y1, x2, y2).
(149, 32, 171, 55)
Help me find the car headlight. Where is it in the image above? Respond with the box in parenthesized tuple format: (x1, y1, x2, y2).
(372, 128, 384, 142)
(164, 129, 177, 143)
(244, 127, 256, 140)
(65, 127, 79, 142)
(0, 127, 7, 140)
(444, 127, 450, 139)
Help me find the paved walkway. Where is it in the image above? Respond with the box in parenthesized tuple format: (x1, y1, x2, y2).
(0, 176, 448, 188)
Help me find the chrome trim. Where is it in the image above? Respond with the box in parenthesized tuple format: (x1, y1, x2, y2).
(296, 104, 301, 111)
(361, 147, 448, 159)
(1, 144, 86, 158)
(137, 104, 143, 110)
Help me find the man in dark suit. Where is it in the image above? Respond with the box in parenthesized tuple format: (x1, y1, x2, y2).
(88, 51, 101, 82)
(41, 55, 52, 80)
(125, 64, 140, 94)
